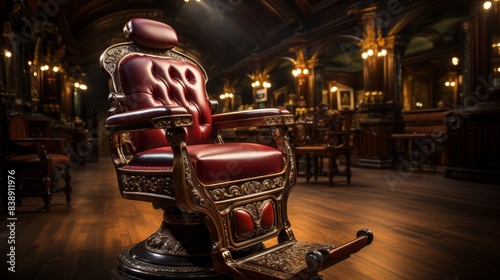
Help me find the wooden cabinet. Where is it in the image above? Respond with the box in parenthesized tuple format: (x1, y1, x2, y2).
(356, 118, 394, 168)
(445, 102, 500, 183)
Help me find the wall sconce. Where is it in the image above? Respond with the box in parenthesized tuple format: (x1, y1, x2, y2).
(74, 82, 88, 90)
(445, 81, 456, 87)
(451, 57, 459, 66)
(483, 1, 492, 9)
(360, 20, 387, 59)
(250, 69, 271, 89)
(4, 50, 12, 58)
(493, 42, 500, 55)
(251, 80, 271, 88)
(292, 67, 309, 77)
(220, 92, 233, 99)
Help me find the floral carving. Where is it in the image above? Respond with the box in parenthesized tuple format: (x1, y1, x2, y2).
(209, 177, 283, 201)
(121, 174, 173, 196)
(240, 242, 335, 275)
(154, 119, 173, 129)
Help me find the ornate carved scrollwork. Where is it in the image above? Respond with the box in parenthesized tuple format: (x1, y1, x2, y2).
(174, 116, 193, 126)
(240, 242, 335, 275)
(285, 115, 295, 124)
(154, 119, 173, 129)
(285, 140, 296, 186)
(145, 222, 211, 255)
(263, 116, 284, 126)
(120, 174, 173, 196)
(209, 177, 283, 201)
(102, 45, 133, 76)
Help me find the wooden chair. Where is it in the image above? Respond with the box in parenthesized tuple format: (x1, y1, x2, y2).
(294, 105, 355, 186)
(102, 18, 372, 280)
(3, 113, 72, 212)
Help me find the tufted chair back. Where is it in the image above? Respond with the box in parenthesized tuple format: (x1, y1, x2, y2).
(102, 18, 372, 280)
(114, 18, 213, 152)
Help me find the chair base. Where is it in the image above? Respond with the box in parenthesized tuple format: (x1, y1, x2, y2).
(117, 241, 229, 279)
(115, 207, 262, 279)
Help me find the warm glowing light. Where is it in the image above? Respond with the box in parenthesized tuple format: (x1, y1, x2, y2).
(53, 66, 59, 72)
(452, 57, 459, 65)
(484, 1, 492, 9)
(450, 81, 456, 86)
(79, 84, 88, 90)
(367, 49, 374, 56)
(445, 81, 450, 86)
(292, 68, 308, 76)
(330, 86, 338, 92)
(4, 50, 12, 57)
(28, 61, 32, 65)
(41, 65, 49, 71)
(220, 92, 233, 99)
(74, 82, 80, 88)
(362, 52, 368, 59)
(377, 49, 387, 56)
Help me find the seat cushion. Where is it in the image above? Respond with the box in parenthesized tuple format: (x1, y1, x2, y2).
(124, 143, 284, 184)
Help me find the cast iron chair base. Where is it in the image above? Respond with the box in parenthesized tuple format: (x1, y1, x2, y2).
(116, 207, 261, 279)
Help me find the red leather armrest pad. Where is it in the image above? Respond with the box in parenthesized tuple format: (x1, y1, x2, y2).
(212, 108, 291, 129)
(105, 106, 189, 127)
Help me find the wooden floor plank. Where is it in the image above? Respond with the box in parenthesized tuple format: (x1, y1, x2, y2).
(1, 158, 499, 279)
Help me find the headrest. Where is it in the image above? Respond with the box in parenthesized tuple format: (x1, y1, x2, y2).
(123, 18, 178, 50)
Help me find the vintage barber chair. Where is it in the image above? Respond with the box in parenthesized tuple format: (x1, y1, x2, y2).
(4, 113, 72, 212)
(294, 105, 355, 186)
(101, 18, 372, 279)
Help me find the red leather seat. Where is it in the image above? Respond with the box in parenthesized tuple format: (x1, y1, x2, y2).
(123, 143, 283, 184)
(101, 18, 372, 280)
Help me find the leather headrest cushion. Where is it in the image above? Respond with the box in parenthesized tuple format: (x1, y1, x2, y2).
(124, 18, 178, 50)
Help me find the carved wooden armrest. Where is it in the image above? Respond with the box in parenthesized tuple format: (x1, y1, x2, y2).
(105, 106, 193, 135)
(212, 108, 294, 130)
(6, 138, 50, 164)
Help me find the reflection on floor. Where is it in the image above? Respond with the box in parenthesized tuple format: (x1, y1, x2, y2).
(1, 157, 499, 279)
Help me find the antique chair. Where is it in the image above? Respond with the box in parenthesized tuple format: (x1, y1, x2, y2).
(294, 104, 355, 186)
(102, 18, 372, 280)
(4, 113, 72, 212)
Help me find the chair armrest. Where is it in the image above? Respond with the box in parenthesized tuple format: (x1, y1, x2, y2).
(105, 106, 193, 135)
(212, 108, 294, 130)
(7, 138, 68, 153)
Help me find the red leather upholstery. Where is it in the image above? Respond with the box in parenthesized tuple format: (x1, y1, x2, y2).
(124, 18, 178, 50)
(115, 20, 286, 185)
(124, 143, 283, 184)
(102, 18, 373, 279)
(120, 55, 213, 151)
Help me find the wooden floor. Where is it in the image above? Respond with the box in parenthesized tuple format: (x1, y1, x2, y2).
(1, 157, 499, 280)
